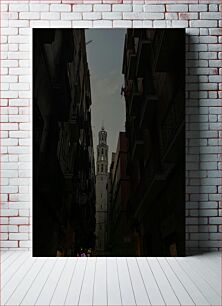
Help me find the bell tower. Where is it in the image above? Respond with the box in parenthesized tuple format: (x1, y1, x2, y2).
(97, 126, 108, 175)
(95, 125, 109, 255)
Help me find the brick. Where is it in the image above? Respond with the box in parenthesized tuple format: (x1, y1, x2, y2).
(9, 217, 29, 225)
(19, 12, 40, 20)
(30, 21, 50, 28)
(0, 241, 18, 248)
(209, 60, 221, 67)
(29, 4, 49, 11)
(210, 233, 221, 240)
(72, 21, 93, 28)
(142, 20, 152, 28)
(200, 12, 221, 20)
(9, 44, 18, 51)
(19, 210, 29, 217)
(1, 60, 18, 68)
(9, 233, 28, 240)
(123, 12, 164, 19)
(1, 28, 18, 36)
(191, 233, 209, 240)
(9, 4, 28, 11)
(50, 21, 71, 28)
(9, 68, 29, 75)
(133, 5, 143, 12)
(83, 12, 102, 20)
(2, 233, 9, 240)
(1, 209, 18, 216)
(9, 115, 29, 123)
(199, 241, 221, 248)
(9, 155, 19, 162)
(112, 4, 132, 12)
(190, 20, 218, 28)
(2, 123, 19, 132)
(179, 12, 198, 20)
(8, 146, 30, 154)
(209, 217, 222, 225)
(19, 241, 31, 248)
(93, 20, 112, 28)
(9, 99, 29, 107)
(199, 209, 218, 217)
(143, 5, 165, 12)
(61, 12, 82, 20)
(1, 137, 18, 146)
(189, 4, 207, 11)
(113, 20, 132, 27)
(50, 4, 71, 12)
(94, 4, 111, 11)
(166, 5, 188, 12)
(209, 4, 219, 11)
(19, 226, 30, 233)
(40, 12, 60, 20)
(102, 12, 122, 19)
(165, 13, 178, 20)
(73, 4, 92, 12)
(9, 20, 29, 28)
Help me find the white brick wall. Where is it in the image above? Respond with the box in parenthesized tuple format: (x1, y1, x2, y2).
(0, 0, 221, 254)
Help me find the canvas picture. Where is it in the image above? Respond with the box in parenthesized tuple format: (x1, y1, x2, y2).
(33, 29, 185, 257)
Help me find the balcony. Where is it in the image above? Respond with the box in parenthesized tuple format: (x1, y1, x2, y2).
(153, 29, 185, 72)
(136, 39, 152, 77)
(127, 51, 137, 80)
(131, 129, 144, 161)
(139, 94, 158, 130)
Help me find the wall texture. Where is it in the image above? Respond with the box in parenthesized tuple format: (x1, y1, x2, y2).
(0, 0, 221, 254)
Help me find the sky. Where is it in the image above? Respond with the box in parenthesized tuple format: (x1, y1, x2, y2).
(85, 29, 126, 168)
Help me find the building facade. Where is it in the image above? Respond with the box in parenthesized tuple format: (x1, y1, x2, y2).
(107, 132, 130, 256)
(122, 29, 185, 256)
(33, 29, 96, 256)
(95, 127, 109, 255)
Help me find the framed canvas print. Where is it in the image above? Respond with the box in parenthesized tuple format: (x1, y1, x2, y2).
(33, 29, 185, 257)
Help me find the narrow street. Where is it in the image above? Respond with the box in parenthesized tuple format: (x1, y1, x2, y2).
(33, 28, 185, 257)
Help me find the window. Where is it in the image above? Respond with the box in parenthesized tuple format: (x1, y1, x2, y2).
(101, 164, 103, 172)
(101, 148, 103, 154)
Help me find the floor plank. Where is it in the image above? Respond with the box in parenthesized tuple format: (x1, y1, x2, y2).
(106, 257, 122, 306)
(1, 251, 220, 306)
(157, 258, 195, 305)
(187, 256, 220, 294)
(50, 258, 77, 305)
(117, 257, 136, 305)
(1, 252, 30, 289)
(176, 257, 221, 305)
(35, 258, 67, 305)
(137, 257, 165, 305)
(0, 251, 14, 263)
(78, 257, 96, 305)
(147, 257, 179, 305)
(5, 257, 46, 305)
(127, 257, 150, 305)
(1, 257, 36, 305)
(20, 257, 56, 305)
(93, 257, 107, 305)
(2, 252, 22, 273)
(167, 257, 210, 305)
(64, 257, 87, 305)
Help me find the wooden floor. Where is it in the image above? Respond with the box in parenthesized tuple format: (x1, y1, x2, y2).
(1, 251, 221, 306)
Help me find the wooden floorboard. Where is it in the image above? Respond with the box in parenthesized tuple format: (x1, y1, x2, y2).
(1, 251, 220, 306)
